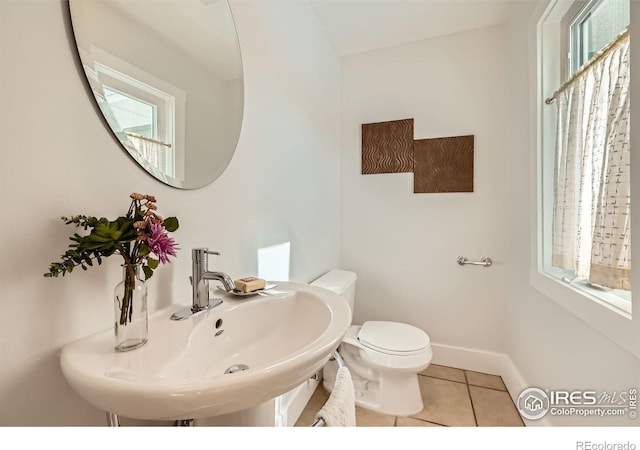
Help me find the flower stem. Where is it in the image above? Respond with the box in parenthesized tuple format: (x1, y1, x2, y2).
(119, 264, 135, 326)
(116, 244, 135, 326)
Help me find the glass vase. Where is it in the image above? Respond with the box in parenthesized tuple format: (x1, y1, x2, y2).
(114, 263, 148, 352)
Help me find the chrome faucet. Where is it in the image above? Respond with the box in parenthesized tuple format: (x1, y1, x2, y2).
(170, 248, 234, 321)
(192, 248, 235, 306)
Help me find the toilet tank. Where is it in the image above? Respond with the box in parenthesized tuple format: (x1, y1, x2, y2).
(310, 269, 357, 313)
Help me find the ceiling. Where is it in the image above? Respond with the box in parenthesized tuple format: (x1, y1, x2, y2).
(96, 0, 511, 78)
(308, 0, 511, 56)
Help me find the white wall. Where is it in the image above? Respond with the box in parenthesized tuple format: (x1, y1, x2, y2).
(0, 0, 340, 426)
(340, 26, 508, 354)
(505, 1, 640, 426)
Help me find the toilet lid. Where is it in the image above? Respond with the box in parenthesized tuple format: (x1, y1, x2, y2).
(357, 321, 429, 354)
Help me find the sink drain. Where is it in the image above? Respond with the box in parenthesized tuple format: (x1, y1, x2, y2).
(225, 364, 250, 374)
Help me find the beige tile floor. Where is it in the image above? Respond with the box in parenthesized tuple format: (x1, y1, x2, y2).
(295, 364, 525, 427)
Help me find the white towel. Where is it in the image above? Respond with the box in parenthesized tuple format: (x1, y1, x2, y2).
(315, 366, 356, 427)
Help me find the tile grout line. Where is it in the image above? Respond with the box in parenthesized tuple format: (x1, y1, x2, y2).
(464, 371, 479, 427)
(468, 383, 508, 393)
(418, 373, 466, 385)
(406, 416, 450, 427)
(419, 373, 508, 393)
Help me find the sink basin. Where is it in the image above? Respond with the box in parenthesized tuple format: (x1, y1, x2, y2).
(60, 282, 351, 420)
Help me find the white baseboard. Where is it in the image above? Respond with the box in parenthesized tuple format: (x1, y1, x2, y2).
(430, 343, 551, 427)
(430, 343, 506, 375)
(500, 355, 551, 427)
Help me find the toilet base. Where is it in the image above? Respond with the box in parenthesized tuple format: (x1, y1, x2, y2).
(323, 359, 428, 416)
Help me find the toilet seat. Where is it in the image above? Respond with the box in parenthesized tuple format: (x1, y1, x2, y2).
(357, 321, 430, 356)
(342, 323, 432, 371)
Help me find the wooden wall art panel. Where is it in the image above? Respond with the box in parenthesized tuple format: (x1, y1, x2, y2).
(361, 119, 414, 174)
(413, 135, 474, 193)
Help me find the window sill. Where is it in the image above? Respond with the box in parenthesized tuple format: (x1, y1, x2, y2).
(530, 270, 639, 358)
(568, 278, 631, 315)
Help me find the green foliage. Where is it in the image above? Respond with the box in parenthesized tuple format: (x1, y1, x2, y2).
(163, 217, 179, 232)
(44, 194, 179, 280)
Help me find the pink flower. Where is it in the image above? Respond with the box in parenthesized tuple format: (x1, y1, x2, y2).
(146, 222, 179, 264)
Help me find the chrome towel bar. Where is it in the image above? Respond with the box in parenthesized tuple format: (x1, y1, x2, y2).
(456, 256, 493, 267)
(311, 350, 345, 427)
(330, 350, 345, 369)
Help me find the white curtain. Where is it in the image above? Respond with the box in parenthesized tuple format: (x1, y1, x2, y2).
(125, 134, 174, 180)
(551, 31, 630, 290)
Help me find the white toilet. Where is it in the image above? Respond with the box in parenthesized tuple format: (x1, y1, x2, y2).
(311, 269, 433, 416)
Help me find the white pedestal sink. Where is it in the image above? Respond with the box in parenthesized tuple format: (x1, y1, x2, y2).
(60, 282, 351, 421)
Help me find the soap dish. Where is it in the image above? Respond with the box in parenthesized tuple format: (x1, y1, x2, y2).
(216, 284, 278, 297)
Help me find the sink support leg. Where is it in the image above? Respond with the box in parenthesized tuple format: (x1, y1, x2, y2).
(105, 413, 194, 427)
(106, 412, 120, 427)
(175, 419, 195, 426)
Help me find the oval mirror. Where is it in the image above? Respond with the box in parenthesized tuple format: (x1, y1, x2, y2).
(68, 0, 244, 189)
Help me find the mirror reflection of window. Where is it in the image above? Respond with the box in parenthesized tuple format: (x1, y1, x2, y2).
(99, 71, 176, 179)
(91, 58, 180, 181)
(103, 87, 156, 139)
(126, 133, 174, 180)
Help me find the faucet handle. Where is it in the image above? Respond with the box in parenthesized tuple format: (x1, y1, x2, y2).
(192, 248, 221, 264)
(193, 248, 220, 257)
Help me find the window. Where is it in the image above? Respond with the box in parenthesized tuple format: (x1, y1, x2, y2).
(538, 0, 631, 316)
(568, 0, 630, 75)
(534, 0, 639, 357)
